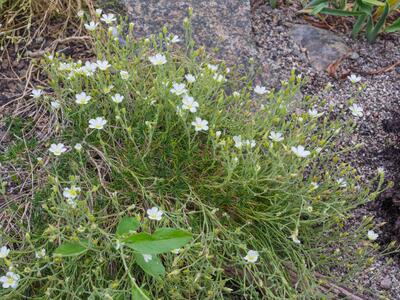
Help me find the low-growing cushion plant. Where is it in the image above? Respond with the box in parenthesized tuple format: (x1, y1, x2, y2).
(0, 9, 384, 299)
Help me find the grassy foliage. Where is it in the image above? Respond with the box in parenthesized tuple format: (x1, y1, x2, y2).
(0, 10, 384, 299)
(301, 0, 400, 42)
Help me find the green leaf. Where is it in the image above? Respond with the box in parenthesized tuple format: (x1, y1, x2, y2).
(304, 0, 327, 8)
(311, 2, 329, 15)
(361, 0, 385, 6)
(54, 241, 88, 257)
(132, 285, 151, 300)
(355, 0, 374, 15)
(366, 3, 389, 42)
(134, 253, 165, 278)
(319, 8, 365, 16)
(124, 228, 192, 254)
(116, 216, 140, 237)
(352, 14, 367, 38)
(385, 17, 400, 33)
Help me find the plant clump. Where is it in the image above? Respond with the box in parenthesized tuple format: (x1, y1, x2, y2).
(0, 9, 384, 299)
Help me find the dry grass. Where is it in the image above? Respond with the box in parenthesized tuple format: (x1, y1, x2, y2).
(0, 0, 95, 235)
(0, 0, 95, 51)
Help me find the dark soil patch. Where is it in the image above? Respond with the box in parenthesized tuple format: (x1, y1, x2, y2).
(378, 111, 400, 246)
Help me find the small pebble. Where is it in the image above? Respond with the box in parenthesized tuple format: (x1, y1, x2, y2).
(380, 277, 392, 290)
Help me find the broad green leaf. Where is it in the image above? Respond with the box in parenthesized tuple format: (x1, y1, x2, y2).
(385, 17, 400, 33)
(319, 8, 364, 16)
(54, 241, 88, 257)
(116, 216, 140, 237)
(132, 285, 151, 300)
(134, 253, 165, 278)
(361, 0, 385, 6)
(124, 228, 192, 254)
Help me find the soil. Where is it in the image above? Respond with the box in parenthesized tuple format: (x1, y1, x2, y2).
(251, 0, 400, 298)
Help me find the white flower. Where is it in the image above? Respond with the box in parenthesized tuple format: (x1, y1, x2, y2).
(367, 230, 378, 241)
(213, 73, 226, 83)
(111, 93, 124, 103)
(89, 117, 107, 130)
(243, 250, 259, 263)
(95, 8, 103, 16)
(120, 70, 130, 80)
(59, 62, 72, 71)
(82, 61, 98, 75)
(74, 143, 82, 151)
(206, 64, 218, 72)
(49, 143, 67, 156)
(185, 74, 196, 83)
(77, 10, 84, 18)
(35, 248, 46, 259)
(149, 53, 167, 66)
(291, 145, 310, 158)
(216, 131, 222, 138)
(96, 60, 111, 71)
(254, 85, 268, 95)
(0, 272, 20, 289)
(310, 182, 319, 190)
(290, 230, 301, 244)
(336, 178, 347, 188)
(349, 104, 363, 117)
(348, 74, 361, 84)
(233, 91, 240, 98)
(31, 89, 43, 98)
(75, 92, 91, 105)
(100, 13, 116, 24)
(245, 139, 256, 148)
(233, 135, 243, 148)
(191, 117, 209, 132)
(169, 34, 181, 43)
(66, 198, 77, 208)
(377, 167, 385, 175)
(143, 254, 152, 262)
(269, 131, 283, 142)
(63, 186, 81, 200)
(147, 207, 163, 221)
(0, 246, 10, 258)
(51, 101, 61, 109)
(171, 248, 181, 254)
(308, 109, 323, 118)
(84, 21, 98, 31)
(181, 95, 199, 113)
(170, 82, 187, 96)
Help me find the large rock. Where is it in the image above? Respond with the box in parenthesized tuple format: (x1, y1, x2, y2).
(121, 0, 257, 67)
(290, 24, 350, 72)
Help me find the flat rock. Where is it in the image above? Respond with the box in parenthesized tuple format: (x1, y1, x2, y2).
(290, 24, 350, 72)
(121, 0, 256, 67)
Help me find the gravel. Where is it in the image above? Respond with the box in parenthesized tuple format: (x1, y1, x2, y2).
(251, 1, 400, 298)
